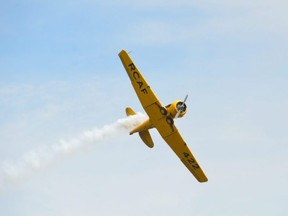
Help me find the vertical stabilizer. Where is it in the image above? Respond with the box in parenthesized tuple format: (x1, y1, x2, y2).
(126, 107, 136, 116)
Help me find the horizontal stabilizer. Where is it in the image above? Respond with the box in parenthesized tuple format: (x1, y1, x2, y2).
(139, 130, 154, 148)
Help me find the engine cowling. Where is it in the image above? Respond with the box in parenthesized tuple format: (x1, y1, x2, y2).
(165, 100, 187, 118)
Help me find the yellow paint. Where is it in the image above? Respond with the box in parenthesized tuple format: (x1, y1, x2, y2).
(119, 50, 208, 183)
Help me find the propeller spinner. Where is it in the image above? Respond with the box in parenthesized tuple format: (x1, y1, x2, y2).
(175, 94, 188, 118)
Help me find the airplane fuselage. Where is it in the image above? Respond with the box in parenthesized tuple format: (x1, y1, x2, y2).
(130, 99, 187, 135)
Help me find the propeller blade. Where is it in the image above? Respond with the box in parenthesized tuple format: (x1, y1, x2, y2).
(175, 110, 181, 118)
(183, 94, 188, 103)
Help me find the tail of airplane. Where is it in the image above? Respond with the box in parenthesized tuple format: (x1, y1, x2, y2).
(125, 107, 154, 148)
(125, 107, 136, 116)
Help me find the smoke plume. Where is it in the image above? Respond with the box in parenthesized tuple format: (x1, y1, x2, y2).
(0, 113, 146, 189)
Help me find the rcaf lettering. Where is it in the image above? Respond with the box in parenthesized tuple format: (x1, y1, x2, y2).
(129, 64, 148, 94)
(129, 63, 136, 71)
(133, 71, 140, 80)
(137, 81, 143, 89)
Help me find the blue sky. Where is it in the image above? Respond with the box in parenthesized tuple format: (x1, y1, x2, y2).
(0, 0, 288, 215)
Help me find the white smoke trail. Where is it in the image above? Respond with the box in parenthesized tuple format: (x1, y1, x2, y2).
(0, 113, 147, 188)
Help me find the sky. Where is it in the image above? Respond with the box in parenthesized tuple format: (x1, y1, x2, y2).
(0, 0, 288, 215)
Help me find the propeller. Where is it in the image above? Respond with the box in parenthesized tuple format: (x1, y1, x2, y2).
(175, 94, 188, 118)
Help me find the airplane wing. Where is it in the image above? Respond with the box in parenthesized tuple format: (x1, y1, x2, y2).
(147, 113, 208, 182)
(157, 119, 208, 182)
(118, 50, 165, 123)
(119, 50, 208, 182)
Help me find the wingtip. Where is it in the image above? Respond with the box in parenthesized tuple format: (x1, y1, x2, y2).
(118, 49, 127, 55)
(199, 178, 208, 183)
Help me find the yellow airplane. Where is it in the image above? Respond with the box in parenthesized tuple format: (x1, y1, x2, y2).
(118, 50, 208, 183)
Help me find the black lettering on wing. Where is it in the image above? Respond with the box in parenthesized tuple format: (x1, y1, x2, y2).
(137, 81, 143, 89)
(141, 89, 148, 94)
(192, 164, 200, 169)
(187, 158, 195, 164)
(187, 158, 199, 169)
(129, 63, 136, 71)
(183, 152, 190, 158)
(133, 71, 140, 80)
